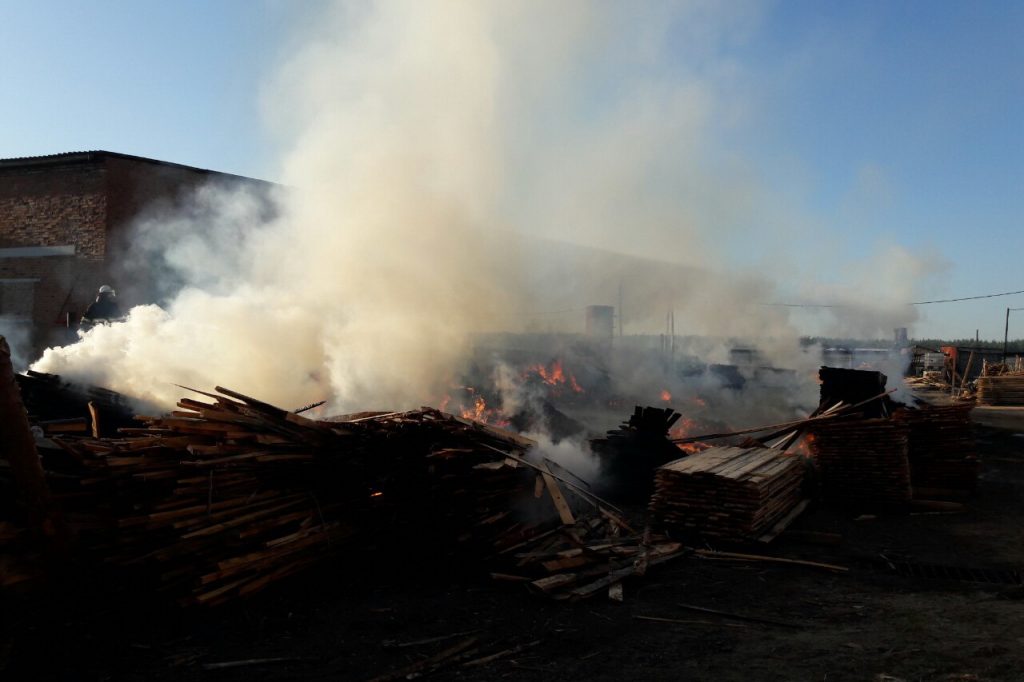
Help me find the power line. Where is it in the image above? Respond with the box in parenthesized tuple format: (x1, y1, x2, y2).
(763, 288, 1024, 308)
(911, 289, 1024, 305)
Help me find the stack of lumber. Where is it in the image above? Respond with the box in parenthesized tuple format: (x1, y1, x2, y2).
(819, 367, 890, 418)
(976, 374, 1024, 406)
(3, 383, 676, 605)
(808, 419, 911, 508)
(15, 370, 143, 437)
(590, 405, 689, 502)
(647, 446, 805, 540)
(894, 404, 978, 496)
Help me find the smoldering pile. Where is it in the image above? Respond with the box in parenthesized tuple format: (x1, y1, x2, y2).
(2, 369, 683, 605)
(3, 342, 984, 611)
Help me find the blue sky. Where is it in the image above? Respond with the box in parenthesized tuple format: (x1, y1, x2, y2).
(1, 1, 1022, 340)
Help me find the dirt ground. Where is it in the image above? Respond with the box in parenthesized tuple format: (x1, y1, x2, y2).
(5, 404, 1024, 681)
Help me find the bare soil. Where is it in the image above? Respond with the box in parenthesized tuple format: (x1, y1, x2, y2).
(4, 423, 1024, 682)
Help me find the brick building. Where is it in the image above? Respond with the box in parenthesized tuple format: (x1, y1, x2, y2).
(0, 151, 274, 362)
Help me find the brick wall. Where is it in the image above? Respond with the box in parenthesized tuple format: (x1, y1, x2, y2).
(0, 152, 276, 360)
(0, 161, 107, 257)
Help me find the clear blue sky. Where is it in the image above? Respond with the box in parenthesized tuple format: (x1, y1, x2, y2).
(1, 1, 1022, 340)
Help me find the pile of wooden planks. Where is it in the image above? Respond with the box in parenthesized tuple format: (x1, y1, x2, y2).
(894, 404, 978, 497)
(15, 370, 143, 437)
(647, 446, 805, 540)
(808, 419, 911, 508)
(3, 381, 673, 605)
(976, 374, 1024, 406)
(590, 405, 689, 503)
(819, 367, 891, 418)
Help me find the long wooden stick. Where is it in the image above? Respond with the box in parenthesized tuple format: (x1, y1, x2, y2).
(693, 548, 847, 573)
(671, 389, 896, 444)
(958, 351, 975, 395)
(485, 445, 626, 516)
(674, 602, 805, 628)
(633, 615, 748, 628)
(0, 337, 71, 558)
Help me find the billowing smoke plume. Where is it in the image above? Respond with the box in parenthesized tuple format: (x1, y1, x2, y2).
(33, 1, 939, 412)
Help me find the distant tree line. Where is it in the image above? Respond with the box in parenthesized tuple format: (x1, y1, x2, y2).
(800, 337, 1024, 353)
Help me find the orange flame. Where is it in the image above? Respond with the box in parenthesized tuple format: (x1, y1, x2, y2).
(669, 416, 712, 455)
(676, 442, 710, 455)
(660, 389, 672, 402)
(669, 416, 699, 438)
(791, 433, 817, 458)
(527, 359, 584, 393)
(457, 393, 511, 427)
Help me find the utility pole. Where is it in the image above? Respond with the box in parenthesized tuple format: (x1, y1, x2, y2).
(618, 281, 623, 338)
(1004, 308, 1024, 362)
(670, 308, 675, 362)
(1004, 308, 1009, 363)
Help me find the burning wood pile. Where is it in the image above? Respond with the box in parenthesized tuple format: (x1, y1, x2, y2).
(15, 370, 142, 437)
(2, 369, 684, 605)
(648, 446, 805, 540)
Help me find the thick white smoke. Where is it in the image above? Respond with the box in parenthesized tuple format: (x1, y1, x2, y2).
(33, 1, 940, 412)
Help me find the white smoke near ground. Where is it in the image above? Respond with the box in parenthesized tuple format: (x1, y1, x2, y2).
(33, 1, 939, 415)
(529, 434, 602, 488)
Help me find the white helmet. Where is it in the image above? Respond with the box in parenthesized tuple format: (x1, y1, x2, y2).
(98, 285, 115, 295)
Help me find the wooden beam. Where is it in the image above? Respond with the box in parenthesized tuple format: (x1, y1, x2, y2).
(0, 336, 71, 558)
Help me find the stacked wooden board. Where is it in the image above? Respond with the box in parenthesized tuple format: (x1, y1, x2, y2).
(808, 419, 911, 508)
(590, 405, 687, 502)
(648, 446, 805, 539)
(894, 404, 978, 496)
(976, 375, 1024, 405)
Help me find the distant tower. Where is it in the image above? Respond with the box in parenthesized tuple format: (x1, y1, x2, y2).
(894, 327, 908, 345)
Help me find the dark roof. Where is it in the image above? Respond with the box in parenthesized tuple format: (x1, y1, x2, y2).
(0, 150, 273, 185)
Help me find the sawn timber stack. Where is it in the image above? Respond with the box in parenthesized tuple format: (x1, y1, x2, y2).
(648, 446, 805, 540)
(893, 403, 978, 496)
(808, 418, 912, 508)
(976, 374, 1024, 406)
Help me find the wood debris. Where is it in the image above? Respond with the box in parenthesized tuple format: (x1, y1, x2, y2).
(3, 377, 682, 605)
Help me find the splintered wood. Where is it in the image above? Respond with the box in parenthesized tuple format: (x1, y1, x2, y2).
(648, 446, 805, 540)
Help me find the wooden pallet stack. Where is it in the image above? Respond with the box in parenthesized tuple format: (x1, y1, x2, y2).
(647, 446, 805, 540)
(894, 404, 978, 496)
(976, 374, 1024, 405)
(807, 419, 911, 508)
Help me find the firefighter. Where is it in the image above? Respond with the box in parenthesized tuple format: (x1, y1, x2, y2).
(80, 285, 123, 329)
